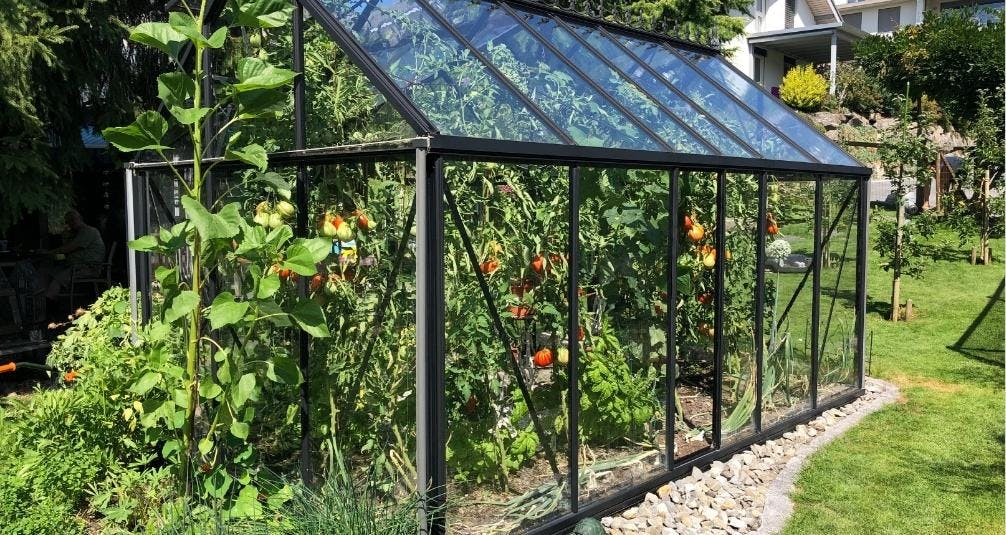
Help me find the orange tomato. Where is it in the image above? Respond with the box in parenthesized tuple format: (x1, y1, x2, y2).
(684, 215, 693, 231)
(530, 254, 545, 274)
(533, 347, 554, 367)
(687, 224, 705, 242)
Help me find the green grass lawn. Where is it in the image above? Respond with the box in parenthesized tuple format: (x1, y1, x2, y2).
(783, 226, 1005, 535)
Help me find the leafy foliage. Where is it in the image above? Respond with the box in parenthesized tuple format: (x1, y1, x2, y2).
(779, 65, 828, 112)
(855, 8, 1004, 130)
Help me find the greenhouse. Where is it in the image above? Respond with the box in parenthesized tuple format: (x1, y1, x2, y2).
(125, 0, 871, 533)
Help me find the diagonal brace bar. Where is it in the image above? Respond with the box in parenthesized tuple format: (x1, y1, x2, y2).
(443, 186, 563, 485)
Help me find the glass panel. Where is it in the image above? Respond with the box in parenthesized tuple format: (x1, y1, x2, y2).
(429, 0, 662, 150)
(302, 16, 414, 147)
(674, 170, 717, 459)
(577, 167, 668, 503)
(443, 162, 570, 532)
(761, 176, 816, 426)
(818, 179, 859, 399)
(569, 25, 755, 158)
(681, 53, 861, 167)
(616, 35, 811, 162)
(318, 0, 561, 143)
(722, 173, 759, 443)
(307, 160, 418, 497)
(520, 12, 709, 154)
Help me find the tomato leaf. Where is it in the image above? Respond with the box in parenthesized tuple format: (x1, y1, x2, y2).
(163, 290, 199, 323)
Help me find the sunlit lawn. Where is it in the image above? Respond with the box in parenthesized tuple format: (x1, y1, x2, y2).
(783, 223, 1005, 535)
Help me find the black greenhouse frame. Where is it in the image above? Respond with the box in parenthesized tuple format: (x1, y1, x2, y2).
(125, 1, 871, 533)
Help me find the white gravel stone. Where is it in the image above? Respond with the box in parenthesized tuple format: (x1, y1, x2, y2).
(600, 378, 899, 535)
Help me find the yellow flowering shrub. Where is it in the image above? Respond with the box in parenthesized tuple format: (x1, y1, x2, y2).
(779, 65, 828, 112)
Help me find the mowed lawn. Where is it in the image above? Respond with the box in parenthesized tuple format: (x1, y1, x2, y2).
(783, 227, 1005, 535)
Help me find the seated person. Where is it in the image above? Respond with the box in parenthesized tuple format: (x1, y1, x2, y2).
(36, 210, 106, 301)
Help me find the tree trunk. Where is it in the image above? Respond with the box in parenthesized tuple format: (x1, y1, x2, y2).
(980, 170, 991, 264)
(890, 173, 906, 322)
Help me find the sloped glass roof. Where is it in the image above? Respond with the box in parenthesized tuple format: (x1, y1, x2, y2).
(312, 0, 861, 167)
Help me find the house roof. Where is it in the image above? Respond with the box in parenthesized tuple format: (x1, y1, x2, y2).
(747, 22, 866, 64)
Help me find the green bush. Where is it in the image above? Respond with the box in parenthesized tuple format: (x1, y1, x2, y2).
(780, 65, 829, 112)
(836, 62, 893, 116)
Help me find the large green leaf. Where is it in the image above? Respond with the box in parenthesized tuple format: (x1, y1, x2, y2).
(164, 290, 199, 323)
(130, 371, 162, 395)
(256, 272, 280, 299)
(290, 299, 330, 338)
(157, 72, 195, 108)
(266, 356, 302, 385)
(230, 420, 250, 440)
(170, 106, 211, 125)
(129, 22, 187, 60)
(280, 244, 317, 276)
(181, 196, 240, 241)
(235, 88, 287, 119)
(231, 373, 257, 409)
(224, 143, 268, 172)
(167, 12, 227, 48)
(129, 235, 160, 252)
(233, 58, 297, 92)
(102, 111, 171, 152)
(230, 484, 263, 518)
(233, 0, 295, 28)
(208, 292, 250, 330)
(293, 237, 334, 263)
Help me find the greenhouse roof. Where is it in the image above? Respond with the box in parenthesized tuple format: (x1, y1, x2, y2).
(294, 0, 868, 175)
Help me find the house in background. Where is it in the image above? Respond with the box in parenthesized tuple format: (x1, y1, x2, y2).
(725, 0, 1003, 94)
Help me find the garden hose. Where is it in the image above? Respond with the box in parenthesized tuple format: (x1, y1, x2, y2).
(0, 361, 77, 382)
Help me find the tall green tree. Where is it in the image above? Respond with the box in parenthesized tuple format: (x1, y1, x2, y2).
(855, 7, 1004, 130)
(0, 0, 167, 231)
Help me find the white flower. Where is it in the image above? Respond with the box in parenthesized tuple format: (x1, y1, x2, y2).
(766, 239, 792, 261)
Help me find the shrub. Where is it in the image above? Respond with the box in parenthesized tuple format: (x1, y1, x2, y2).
(836, 62, 893, 115)
(779, 65, 828, 112)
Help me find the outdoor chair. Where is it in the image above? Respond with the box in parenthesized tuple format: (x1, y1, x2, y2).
(64, 241, 117, 310)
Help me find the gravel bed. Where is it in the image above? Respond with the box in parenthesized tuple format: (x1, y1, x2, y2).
(601, 378, 900, 535)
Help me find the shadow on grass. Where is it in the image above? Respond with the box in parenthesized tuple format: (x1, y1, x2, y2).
(949, 279, 1005, 369)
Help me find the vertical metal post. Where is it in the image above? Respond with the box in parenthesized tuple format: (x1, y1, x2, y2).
(292, 1, 312, 485)
(567, 166, 580, 513)
(125, 167, 139, 342)
(713, 170, 726, 448)
(829, 31, 838, 95)
(811, 177, 823, 408)
(754, 172, 768, 433)
(665, 168, 679, 468)
(139, 173, 153, 324)
(416, 149, 445, 534)
(855, 177, 868, 388)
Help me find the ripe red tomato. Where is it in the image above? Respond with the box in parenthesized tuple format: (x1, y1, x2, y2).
(533, 347, 553, 367)
(684, 215, 693, 231)
(530, 254, 545, 274)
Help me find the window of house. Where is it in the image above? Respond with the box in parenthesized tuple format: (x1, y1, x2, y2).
(753, 55, 765, 85)
(785, 0, 796, 28)
(844, 12, 863, 29)
(755, 0, 766, 16)
(878, 6, 902, 32)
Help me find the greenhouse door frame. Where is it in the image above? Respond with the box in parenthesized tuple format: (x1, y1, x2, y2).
(412, 147, 869, 534)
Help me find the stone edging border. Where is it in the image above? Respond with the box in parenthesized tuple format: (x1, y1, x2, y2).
(601, 377, 901, 534)
(755, 377, 901, 534)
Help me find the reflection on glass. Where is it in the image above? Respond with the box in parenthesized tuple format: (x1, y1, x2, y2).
(615, 34, 810, 162)
(722, 173, 759, 443)
(430, 0, 661, 150)
(443, 163, 570, 533)
(522, 11, 709, 153)
(577, 167, 668, 503)
(569, 25, 754, 158)
(761, 177, 816, 426)
(818, 180, 859, 398)
(319, 0, 561, 142)
(682, 52, 860, 167)
(674, 170, 717, 459)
